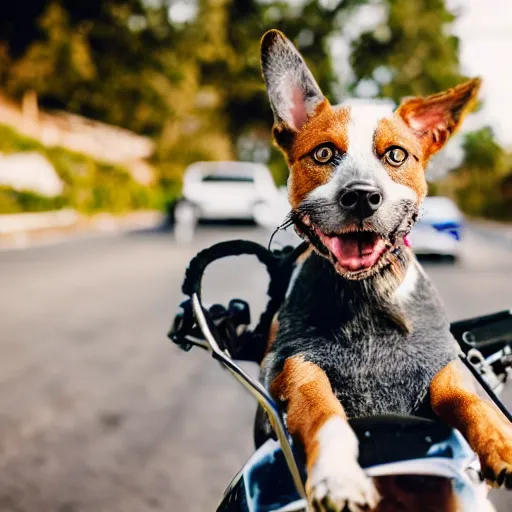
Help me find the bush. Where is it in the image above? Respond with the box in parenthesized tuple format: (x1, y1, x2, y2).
(0, 187, 67, 213)
(0, 124, 157, 214)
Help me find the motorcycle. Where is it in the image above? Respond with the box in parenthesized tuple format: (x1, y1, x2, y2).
(169, 239, 512, 512)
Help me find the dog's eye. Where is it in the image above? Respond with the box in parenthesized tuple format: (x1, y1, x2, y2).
(385, 147, 408, 166)
(313, 145, 336, 164)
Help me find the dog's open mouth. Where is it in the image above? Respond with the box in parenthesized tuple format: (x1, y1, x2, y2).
(289, 210, 412, 278)
(315, 228, 389, 273)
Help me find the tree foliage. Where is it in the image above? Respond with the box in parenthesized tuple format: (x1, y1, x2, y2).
(350, 0, 465, 102)
(461, 127, 505, 172)
(0, 0, 509, 219)
(0, 1, 182, 135)
(435, 127, 511, 219)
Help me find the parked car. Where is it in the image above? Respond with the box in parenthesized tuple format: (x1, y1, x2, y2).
(252, 186, 302, 246)
(409, 196, 464, 260)
(173, 161, 278, 242)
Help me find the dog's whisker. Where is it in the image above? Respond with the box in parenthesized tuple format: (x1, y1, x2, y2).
(267, 212, 296, 250)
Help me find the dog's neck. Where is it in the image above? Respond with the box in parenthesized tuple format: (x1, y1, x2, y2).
(300, 245, 415, 333)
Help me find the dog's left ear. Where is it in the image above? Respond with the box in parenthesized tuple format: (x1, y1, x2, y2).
(261, 30, 327, 148)
(396, 78, 481, 160)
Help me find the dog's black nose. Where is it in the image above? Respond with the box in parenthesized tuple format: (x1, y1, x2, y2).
(339, 182, 383, 219)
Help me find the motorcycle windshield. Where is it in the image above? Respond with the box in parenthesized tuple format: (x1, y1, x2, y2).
(238, 424, 488, 512)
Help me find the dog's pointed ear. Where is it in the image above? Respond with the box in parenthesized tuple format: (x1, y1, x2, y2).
(261, 30, 327, 146)
(396, 78, 481, 160)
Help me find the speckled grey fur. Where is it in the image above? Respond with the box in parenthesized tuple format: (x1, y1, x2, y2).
(255, 252, 460, 446)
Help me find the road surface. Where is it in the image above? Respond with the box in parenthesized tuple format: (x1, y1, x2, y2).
(0, 225, 510, 512)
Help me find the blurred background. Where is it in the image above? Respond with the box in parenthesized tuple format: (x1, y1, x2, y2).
(0, 1, 511, 511)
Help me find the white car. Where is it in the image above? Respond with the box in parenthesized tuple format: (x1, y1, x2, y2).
(173, 161, 278, 242)
(408, 196, 464, 259)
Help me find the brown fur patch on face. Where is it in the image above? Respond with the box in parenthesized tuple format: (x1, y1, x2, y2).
(275, 104, 351, 208)
(271, 355, 346, 471)
(375, 115, 428, 203)
(430, 360, 512, 486)
(278, 103, 429, 208)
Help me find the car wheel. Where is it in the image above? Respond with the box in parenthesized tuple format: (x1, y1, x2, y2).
(444, 254, 457, 264)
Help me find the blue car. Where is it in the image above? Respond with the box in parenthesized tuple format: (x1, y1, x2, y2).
(408, 196, 464, 260)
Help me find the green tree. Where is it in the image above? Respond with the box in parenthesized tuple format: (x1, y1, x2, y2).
(461, 127, 505, 172)
(6, 3, 96, 108)
(350, 0, 465, 102)
(436, 127, 508, 218)
(0, 1, 180, 136)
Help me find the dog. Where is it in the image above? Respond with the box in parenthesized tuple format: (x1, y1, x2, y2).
(255, 30, 512, 511)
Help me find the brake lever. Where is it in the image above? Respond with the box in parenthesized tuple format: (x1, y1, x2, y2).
(168, 298, 253, 357)
(169, 299, 197, 351)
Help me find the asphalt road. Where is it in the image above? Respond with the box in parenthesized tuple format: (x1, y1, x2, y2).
(0, 225, 510, 512)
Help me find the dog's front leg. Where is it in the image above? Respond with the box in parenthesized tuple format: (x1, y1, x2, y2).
(271, 355, 380, 512)
(430, 360, 512, 488)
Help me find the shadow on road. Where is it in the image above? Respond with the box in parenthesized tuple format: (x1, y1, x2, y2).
(126, 219, 262, 238)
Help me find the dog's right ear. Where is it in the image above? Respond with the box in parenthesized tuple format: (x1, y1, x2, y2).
(261, 30, 327, 148)
(396, 78, 481, 160)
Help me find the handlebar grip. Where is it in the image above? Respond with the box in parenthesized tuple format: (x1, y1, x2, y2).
(182, 240, 280, 297)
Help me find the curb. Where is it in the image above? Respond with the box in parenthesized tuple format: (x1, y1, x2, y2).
(468, 222, 512, 250)
(0, 209, 78, 235)
(0, 210, 164, 251)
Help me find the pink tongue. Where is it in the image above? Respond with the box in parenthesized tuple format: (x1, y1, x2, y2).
(321, 235, 386, 271)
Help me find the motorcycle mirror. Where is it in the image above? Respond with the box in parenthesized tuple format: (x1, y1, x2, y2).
(450, 309, 512, 354)
(461, 316, 512, 349)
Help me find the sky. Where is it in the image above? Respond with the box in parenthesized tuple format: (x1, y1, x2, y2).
(448, 0, 512, 146)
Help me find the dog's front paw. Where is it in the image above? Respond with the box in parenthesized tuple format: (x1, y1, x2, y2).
(478, 423, 512, 489)
(306, 418, 380, 511)
(307, 457, 379, 512)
